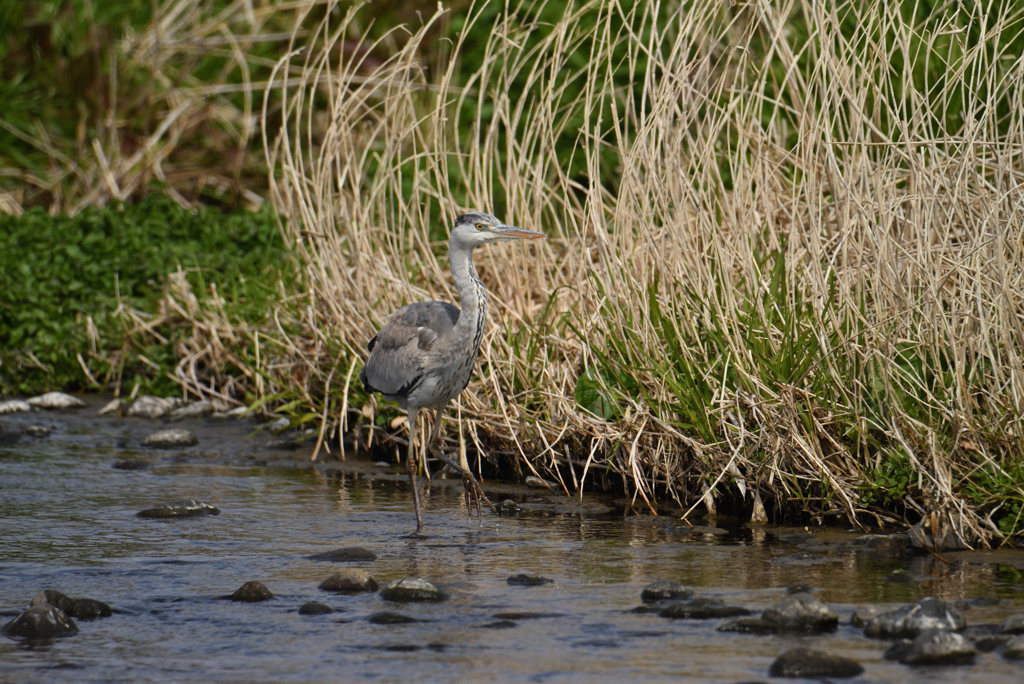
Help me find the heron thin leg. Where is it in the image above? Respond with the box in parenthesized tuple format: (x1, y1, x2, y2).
(421, 403, 493, 520)
(407, 407, 423, 532)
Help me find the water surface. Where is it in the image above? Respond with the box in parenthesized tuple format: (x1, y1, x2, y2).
(2, 399, 1023, 682)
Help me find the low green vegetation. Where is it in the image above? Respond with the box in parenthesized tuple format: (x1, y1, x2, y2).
(0, 196, 292, 396)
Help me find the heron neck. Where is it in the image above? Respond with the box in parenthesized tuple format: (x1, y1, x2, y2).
(449, 238, 487, 353)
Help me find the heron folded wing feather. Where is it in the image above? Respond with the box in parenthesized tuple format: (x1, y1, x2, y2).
(360, 301, 460, 398)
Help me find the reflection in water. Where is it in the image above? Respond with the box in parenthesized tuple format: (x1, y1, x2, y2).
(1, 402, 1024, 682)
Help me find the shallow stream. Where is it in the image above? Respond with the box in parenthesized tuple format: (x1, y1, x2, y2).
(2, 397, 1024, 682)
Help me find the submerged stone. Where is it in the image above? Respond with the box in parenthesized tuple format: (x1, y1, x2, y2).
(717, 616, 777, 634)
(1, 603, 79, 639)
(298, 601, 334, 615)
(307, 547, 377, 562)
(659, 598, 750, 620)
(113, 459, 150, 471)
(863, 597, 966, 639)
(768, 648, 863, 678)
(507, 574, 553, 587)
(851, 605, 887, 627)
(230, 581, 274, 602)
(367, 611, 420, 624)
(380, 578, 446, 603)
(319, 569, 379, 593)
(491, 612, 563, 620)
(27, 392, 85, 409)
(495, 499, 522, 515)
(141, 429, 198, 449)
(641, 580, 692, 603)
(23, 425, 50, 438)
(137, 500, 221, 518)
(1003, 635, 1024, 660)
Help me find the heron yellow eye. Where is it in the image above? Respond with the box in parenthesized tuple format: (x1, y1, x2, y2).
(476, 223, 485, 230)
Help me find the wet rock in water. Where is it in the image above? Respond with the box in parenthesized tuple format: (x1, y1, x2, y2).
(524, 475, 556, 490)
(483, 619, 518, 629)
(265, 438, 303, 451)
(0, 399, 32, 415)
(168, 400, 214, 422)
(127, 396, 174, 419)
(785, 584, 813, 594)
(492, 611, 563, 620)
(97, 398, 122, 416)
(768, 648, 863, 679)
(137, 500, 221, 518)
(307, 547, 377, 562)
(141, 429, 198, 449)
(380, 578, 446, 603)
(1003, 635, 1024, 660)
(113, 459, 149, 471)
(974, 635, 1011, 652)
(495, 499, 522, 515)
(31, 590, 76, 615)
(507, 574, 553, 587)
(32, 591, 113, 620)
(641, 580, 692, 603)
(230, 581, 274, 602)
(319, 569, 380, 593)
(23, 425, 50, 438)
(27, 392, 85, 410)
(907, 519, 973, 551)
(1, 602, 79, 639)
(298, 601, 334, 615)
(659, 598, 751, 620)
(863, 596, 966, 639)
(761, 593, 839, 633)
(717, 616, 778, 634)
(851, 605, 887, 627)
(368, 611, 420, 624)
(999, 614, 1024, 634)
(884, 629, 976, 665)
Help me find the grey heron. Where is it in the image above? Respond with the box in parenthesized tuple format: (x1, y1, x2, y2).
(359, 212, 545, 531)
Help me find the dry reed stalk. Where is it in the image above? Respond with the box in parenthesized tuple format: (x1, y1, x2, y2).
(261, 0, 1024, 544)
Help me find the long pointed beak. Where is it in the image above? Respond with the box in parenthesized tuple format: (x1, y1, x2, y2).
(496, 224, 546, 239)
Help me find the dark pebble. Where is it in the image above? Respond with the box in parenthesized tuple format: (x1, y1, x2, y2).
(495, 499, 522, 515)
(137, 500, 220, 518)
(298, 601, 334, 615)
(113, 459, 149, 471)
(229, 581, 274, 602)
(659, 598, 751, 620)
(507, 574, 553, 587)
(785, 584, 813, 594)
(717, 617, 777, 634)
(768, 648, 864, 678)
(886, 569, 915, 583)
(319, 569, 379, 593)
(641, 579, 692, 603)
(368, 611, 420, 624)
(492, 612, 563, 620)
(1, 603, 79, 639)
(306, 547, 377, 562)
(482, 620, 518, 629)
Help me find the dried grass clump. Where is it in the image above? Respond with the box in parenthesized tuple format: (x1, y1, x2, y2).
(265, 0, 1024, 545)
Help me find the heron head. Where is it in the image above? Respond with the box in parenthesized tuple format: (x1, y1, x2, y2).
(450, 212, 545, 248)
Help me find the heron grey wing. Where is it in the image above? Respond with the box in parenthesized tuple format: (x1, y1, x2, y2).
(360, 301, 461, 397)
